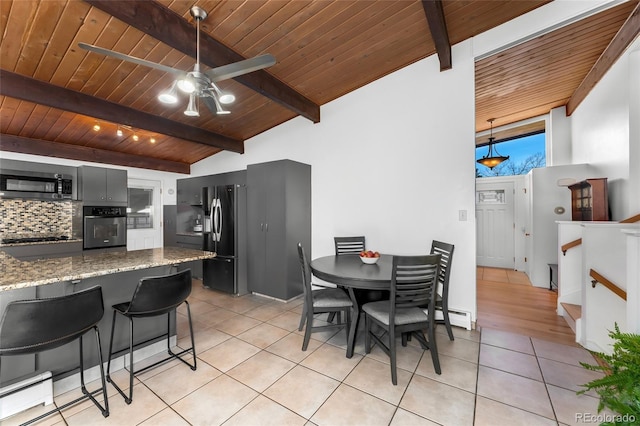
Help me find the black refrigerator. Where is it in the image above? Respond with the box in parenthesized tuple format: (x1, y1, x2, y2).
(203, 184, 238, 294)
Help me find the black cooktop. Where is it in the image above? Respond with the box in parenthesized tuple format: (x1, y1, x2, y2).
(1, 235, 70, 244)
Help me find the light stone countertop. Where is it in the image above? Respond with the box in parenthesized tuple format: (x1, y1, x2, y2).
(0, 238, 83, 248)
(0, 247, 216, 291)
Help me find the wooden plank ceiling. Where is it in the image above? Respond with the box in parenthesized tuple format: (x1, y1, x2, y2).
(0, 0, 636, 173)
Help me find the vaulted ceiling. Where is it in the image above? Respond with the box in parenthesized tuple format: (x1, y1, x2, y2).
(1, 1, 638, 173)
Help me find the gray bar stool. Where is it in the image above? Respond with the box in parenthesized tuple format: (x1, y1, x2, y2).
(0, 286, 109, 424)
(106, 269, 196, 404)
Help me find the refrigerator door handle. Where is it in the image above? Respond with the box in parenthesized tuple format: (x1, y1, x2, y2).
(212, 199, 219, 242)
(216, 200, 223, 242)
(209, 198, 215, 236)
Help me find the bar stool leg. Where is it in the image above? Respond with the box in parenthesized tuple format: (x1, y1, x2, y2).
(92, 326, 110, 417)
(185, 302, 197, 370)
(106, 310, 117, 384)
(106, 311, 133, 404)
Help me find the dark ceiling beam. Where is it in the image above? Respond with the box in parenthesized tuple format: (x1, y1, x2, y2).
(0, 134, 190, 174)
(567, 3, 640, 115)
(0, 70, 243, 153)
(85, 0, 321, 123)
(421, 0, 452, 71)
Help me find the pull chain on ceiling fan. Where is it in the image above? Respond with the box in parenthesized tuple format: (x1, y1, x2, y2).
(79, 6, 276, 116)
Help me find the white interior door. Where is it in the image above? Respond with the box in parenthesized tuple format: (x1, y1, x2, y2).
(127, 178, 162, 250)
(476, 181, 515, 268)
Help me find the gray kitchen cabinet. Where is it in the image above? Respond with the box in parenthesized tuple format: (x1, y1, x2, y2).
(163, 205, 178, 247)
(175, 234, 203, 279)
(177, 176, 206, 206)
(247, 160, 311, 300)
(78, 166, 128, 205)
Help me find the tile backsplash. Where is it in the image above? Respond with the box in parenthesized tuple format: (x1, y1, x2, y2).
(0, 199, 81, 237)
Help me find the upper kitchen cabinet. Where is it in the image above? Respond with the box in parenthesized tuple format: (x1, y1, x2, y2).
(247, 160, 311, 300)
(177, 176, 207, 206)
(78, 166, 127, 206)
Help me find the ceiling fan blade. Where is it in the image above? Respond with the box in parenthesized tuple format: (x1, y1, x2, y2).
(205, 54, 276, 82)
(201, 95, 219, 114)
(78, 42, 186, 78)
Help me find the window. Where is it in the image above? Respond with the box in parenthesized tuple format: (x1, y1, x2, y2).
(127, 187, 153, 229)
(476, 132, 546, 177)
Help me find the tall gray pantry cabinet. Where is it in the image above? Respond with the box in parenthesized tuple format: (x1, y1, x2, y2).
(247, 160, 311, 300)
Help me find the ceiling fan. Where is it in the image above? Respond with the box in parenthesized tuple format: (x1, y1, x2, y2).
(79, 5, 276, 116)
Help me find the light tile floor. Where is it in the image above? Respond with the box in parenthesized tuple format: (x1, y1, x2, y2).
(4, 282, 607, 426)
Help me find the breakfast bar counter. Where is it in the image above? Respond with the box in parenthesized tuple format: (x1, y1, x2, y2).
(0, 247, 216, 291)
(0, 247, 216, 388)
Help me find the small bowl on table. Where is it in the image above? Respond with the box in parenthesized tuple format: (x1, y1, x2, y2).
(360, 254, 380, 264)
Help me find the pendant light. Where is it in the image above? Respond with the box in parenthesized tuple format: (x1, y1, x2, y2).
(477, 118, 509, 169)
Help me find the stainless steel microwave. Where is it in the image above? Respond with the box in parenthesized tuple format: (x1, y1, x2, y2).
(0, 170, 73, 200)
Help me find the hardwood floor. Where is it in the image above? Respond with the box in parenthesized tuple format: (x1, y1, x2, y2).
(476, 266, 579, 346)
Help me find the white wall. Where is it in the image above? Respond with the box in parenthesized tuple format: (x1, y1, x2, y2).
(570, 36, 640, 220)
(549, 107, 572, 166)
(192, 41, 478, 320)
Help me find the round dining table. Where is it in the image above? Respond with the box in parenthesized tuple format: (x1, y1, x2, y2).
(309, 254, 392, 358)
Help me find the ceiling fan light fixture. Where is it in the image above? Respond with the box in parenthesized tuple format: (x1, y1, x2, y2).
(211, 95, 230, 115)
(177, 77, 196, 94)
(218, 93, 235, 105)
(211, 82, 235, 104)
(184, 93, 200, 117)
(158, 81, 179, 104)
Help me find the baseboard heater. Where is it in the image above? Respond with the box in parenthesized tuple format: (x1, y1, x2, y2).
(435, 308, 472, 330)
(0, 371, 53, 420)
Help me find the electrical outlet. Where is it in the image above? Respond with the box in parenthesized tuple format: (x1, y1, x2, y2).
(459, 210, 467, 221)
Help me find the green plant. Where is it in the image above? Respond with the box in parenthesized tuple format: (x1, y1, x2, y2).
(579, 324, 640, 425)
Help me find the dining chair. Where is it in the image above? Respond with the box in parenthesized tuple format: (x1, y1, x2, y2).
(0, 286, 109, 423)
(363, 254, 441, 385)
(334, 236, 366, 255)
(106, 269, 196, 404)
(431, 240, 455, 340)
(297, 243, 353, 351)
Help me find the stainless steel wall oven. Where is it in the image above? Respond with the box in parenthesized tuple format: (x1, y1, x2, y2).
(83, 206, 127, 250)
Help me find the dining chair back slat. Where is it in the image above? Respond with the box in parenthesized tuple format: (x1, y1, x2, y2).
(334, 236, 366, 255)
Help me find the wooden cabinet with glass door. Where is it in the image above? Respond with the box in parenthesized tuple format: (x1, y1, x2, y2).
(568, 178, 609, 221)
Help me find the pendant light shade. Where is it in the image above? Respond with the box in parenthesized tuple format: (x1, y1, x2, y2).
(211, 95, 230, 115)
(184, 93, 200, 117)
(158, 81, 179, 104)
(477, 119, 509, 169)
(211, 82, 235, 105)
